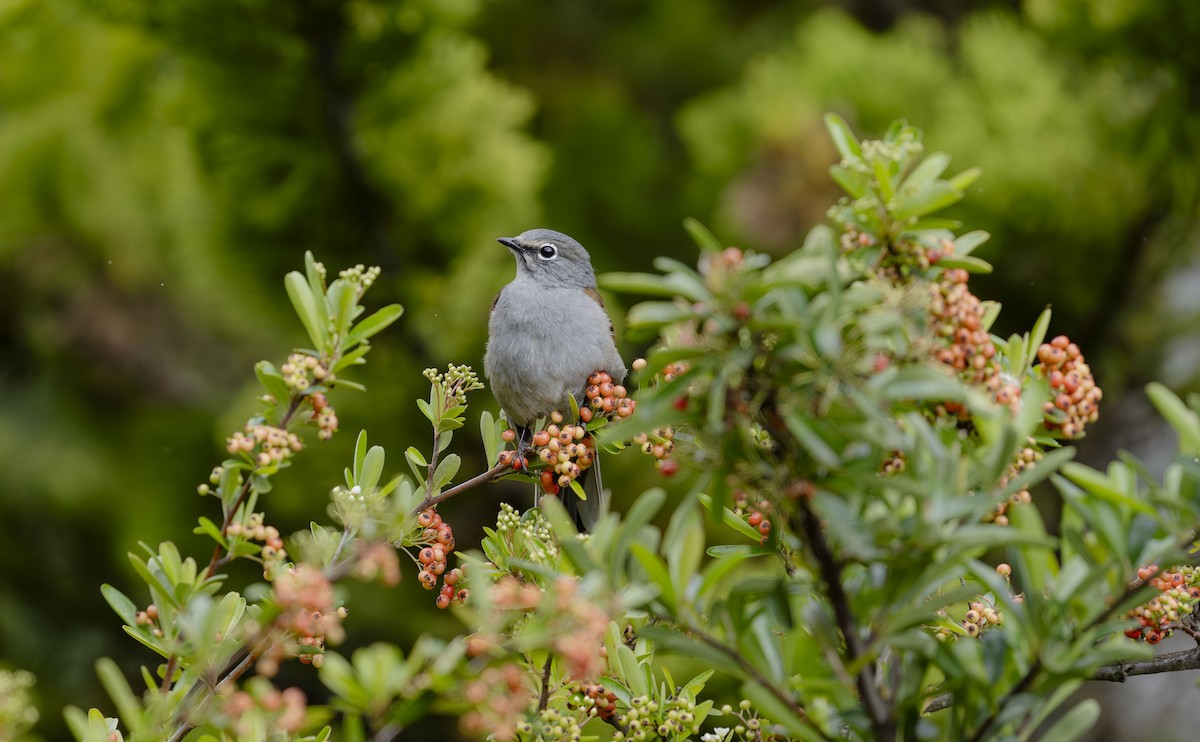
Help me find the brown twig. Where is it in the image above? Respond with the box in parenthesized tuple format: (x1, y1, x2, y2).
(412, 462, 511, 513)
(798, 497, 895, 742)
(925, 645, 1200, 715)
(659, 616, 833, 742)
(537, 655, 554, 711)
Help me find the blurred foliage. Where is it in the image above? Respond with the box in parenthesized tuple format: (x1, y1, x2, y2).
(1, 0, 1199, 739)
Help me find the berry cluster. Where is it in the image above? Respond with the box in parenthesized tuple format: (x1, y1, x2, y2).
(1125, 565, 1200, 644)
(934, 597, 1004, 641)
(1035, 335, 1102, 439)
(733, 493, 773, 544)
(271, 564, 345, 670)
(413, 508, 467, 609)
(0, 669, 38, 738)
(494, 503, 559, 564)
(227, 512, 288, 578)
(501, 417, 596, 495)
(984, 446, 1040, 526)
(583, 370, 635, 422)
(610, 694, 704, 742)
(514, 706, 586, 742)
(930, 269, 998, 379)
(423, 364, 485, 405)
(704, 699, 778, 742)
(459, 664, 536, 742)
(337, 263, 381, 288)
(352, 541, 401, 587)
(223, 682, 308, 737)
(226, 423, 303, 468)
(134, 603, 163, 639)
(308, 392, 339, 440)
(280, 352, 334, 392)
(569, 683, 619, 722)
(881, 450, 906, 476)
(633, 427, 678, 476)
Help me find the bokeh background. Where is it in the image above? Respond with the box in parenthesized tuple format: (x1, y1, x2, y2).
(2, 0, 1199, 739)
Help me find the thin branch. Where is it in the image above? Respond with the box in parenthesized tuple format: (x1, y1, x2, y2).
(798, 497, 895, 742)
(412, 462, 511, 513)
(538, 655, 554, 711)
(159, 655, 178, 694)
(660, 616, 834, 742)
(925, 644, 1200, 714)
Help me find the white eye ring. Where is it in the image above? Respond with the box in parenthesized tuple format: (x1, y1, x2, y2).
(537, 243, 558, 260)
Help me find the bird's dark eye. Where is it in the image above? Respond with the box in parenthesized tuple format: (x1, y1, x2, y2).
(538, 244, 558, 260)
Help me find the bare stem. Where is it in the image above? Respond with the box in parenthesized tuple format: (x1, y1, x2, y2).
(656, 615, 833, 742)
(538, 655, 554, 711)
(798, 497, 894, 742)
(413, 462, 511, 513)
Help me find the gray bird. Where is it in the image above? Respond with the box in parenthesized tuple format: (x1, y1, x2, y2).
(484, 228, 626, 531)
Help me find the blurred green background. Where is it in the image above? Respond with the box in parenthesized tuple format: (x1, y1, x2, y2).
(2, 0, 1199, 738)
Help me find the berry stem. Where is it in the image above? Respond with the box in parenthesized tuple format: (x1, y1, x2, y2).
(537, 655, 554, 712)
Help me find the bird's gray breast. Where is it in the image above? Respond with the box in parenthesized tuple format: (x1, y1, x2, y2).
(485, 279, 624, 425)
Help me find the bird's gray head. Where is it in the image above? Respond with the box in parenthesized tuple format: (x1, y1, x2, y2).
(497, 229, 597, 288)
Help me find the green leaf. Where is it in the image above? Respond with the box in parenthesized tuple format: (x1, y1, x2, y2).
(683, 217, 724, 253)
(698, 494, 763, 542)
(326, 278, 358, 338)
(353, 431, 369, 483)
(433, 454, 461, 490)
(480, 411, 500, 469)
(901, 151, 951, 192)
(359, 445, 385, 494)
(1060, 462, 1155, 515)
(1146, 382, 1200, 453)
(953, 230, 990, 257)
(344, 304, 404, 347)
(405, 447, 427, 483)
(829, 165, 869, 199)
(948, 167, 982, 191)
(663, 501, 704, 598)
(96, 657, 143, 736)
(1034, 699, 1099, 742)
(254, 361, 292, 407)
(193, 516, 225, 546)
(893, 181, 962, 220)
(101, 585, 138, 626)
(284, 271, 327, 354)
(780, 412, 840, 468)
(631, 543, 676, 613)
(824, 113, 863, 163)
(936, 255, 993, 274)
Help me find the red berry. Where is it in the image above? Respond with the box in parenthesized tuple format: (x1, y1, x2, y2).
(532, 430, 551, 447)
(501, 429, 516, 442)
(435, 594, 451, 609)
(657, 459, 679, 477)
(748, 512, 763, 527)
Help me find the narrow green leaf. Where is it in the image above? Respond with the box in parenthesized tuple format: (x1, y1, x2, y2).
(433, 454, 461, 490)
(193, 516, 225, 546)
(824, 113, 863, 163)
(893, 181, 962, 220)
(901, 151, 951, 192)
(1034, 699, 1099, 742)
(254, 361, 292, 407)
(953, 230, 990, 257)
(344, 304, 404, 348)
(1146, 382, 1200, 453)
(948, 167, 982, 191)
(631, 543, 676, 613)
(683, 217, 724, 253)
(353, 431, 369, 483)
(936, 255, 993, 274)
(359, 445, 385, 493)
(101, 585, 138, 626)
(284, 271, 326, 354)
(96, 658, 143, 735)
(829, 165, 869, 199)
(698, 494, 764, 542)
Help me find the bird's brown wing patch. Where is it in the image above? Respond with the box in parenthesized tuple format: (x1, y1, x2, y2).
(490, 290, 501, 318)
(584, 287, 616, 341)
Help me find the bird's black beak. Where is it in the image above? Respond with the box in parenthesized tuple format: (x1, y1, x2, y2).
(497, 237, 520, 251)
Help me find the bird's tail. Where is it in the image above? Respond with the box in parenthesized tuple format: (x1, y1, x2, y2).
(563, 450, 607, 533)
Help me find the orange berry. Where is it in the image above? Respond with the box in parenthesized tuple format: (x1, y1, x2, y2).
(501, 429, 516, 443)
